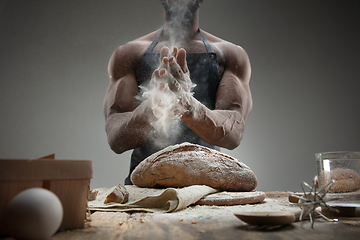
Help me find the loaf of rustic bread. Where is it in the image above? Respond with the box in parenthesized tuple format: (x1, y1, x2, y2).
(130, 142, 258, 191)
(318, 168, 360, 193)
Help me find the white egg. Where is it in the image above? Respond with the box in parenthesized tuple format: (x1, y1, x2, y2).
(5, 188, 63, 240)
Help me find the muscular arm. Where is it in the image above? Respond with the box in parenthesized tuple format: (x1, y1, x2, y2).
(103, 43, 157, 154)
(181, 45, 252, 150)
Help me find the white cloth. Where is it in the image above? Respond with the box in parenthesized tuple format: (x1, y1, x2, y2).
(88, 185, 218, 213)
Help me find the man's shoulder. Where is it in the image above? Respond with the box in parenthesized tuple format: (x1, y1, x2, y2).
(121, 30, 159, 50)
(201, 30, 250, 76)
(202, 30, 244, 52)
(112, 29, 160, 59)
(202, 30, 248, 62)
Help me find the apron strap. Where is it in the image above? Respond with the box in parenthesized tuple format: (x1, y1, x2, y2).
(199, 29, 215, 54)
(145, 27, 164, 54)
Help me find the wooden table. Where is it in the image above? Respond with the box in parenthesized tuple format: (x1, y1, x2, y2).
(51, 191, 360, 240)
(50, 211, 359, 240)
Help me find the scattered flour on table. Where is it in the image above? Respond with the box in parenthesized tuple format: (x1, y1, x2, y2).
(162, 197, 299, 221)
(90, 185, 300, 222)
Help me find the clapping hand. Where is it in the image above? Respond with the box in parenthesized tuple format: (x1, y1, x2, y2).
(150, 46, 195, 119)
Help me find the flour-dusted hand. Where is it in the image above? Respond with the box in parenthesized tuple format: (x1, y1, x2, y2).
(167, 47, 192, 92)
(148, 70, 180, 119)
(146, 46, 194, 120)
(151, 46, 196, 119)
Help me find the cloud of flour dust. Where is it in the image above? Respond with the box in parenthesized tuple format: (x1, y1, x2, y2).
(162, 0, 201, 48)
(138, 71, 195, 149)
(136, 1, 200, 149)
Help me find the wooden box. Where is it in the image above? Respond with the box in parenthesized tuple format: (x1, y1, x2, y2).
(0, 155, 93, 235)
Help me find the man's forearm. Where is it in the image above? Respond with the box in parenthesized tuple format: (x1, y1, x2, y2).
(105, 101, 156, 154)
(181, 98, 245, 150)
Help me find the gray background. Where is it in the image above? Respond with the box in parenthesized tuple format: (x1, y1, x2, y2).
(1, 0, 359, 192)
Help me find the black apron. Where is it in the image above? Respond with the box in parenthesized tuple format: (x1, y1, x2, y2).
(125, 28, 222, 184)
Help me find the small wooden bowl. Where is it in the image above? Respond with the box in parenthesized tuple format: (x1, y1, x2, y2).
(234, 211, 296, 226)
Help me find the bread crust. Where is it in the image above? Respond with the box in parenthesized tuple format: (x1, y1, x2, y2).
(103, 183, 129, 204)
(130, 142, 257, 191)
